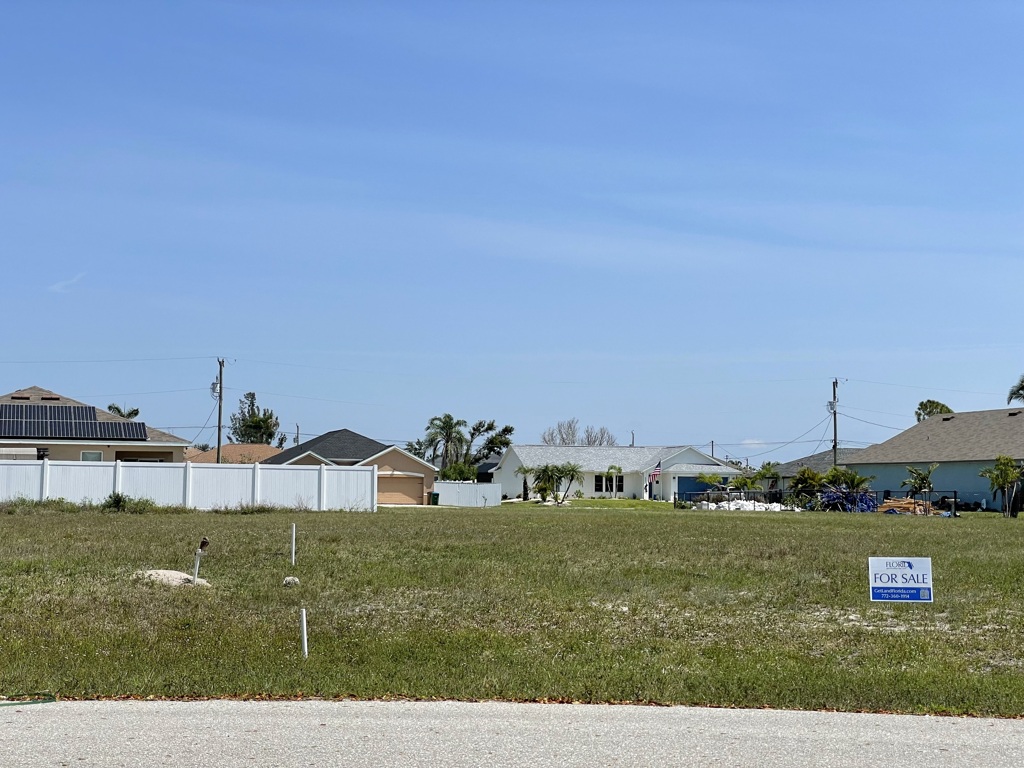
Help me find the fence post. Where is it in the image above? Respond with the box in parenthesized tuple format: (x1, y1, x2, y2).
(40, 458, 50, 501)
(318, 464, 327, 510)
(184, 462, 193, 508)
(114, 460, 122, 494)
(252, 462, 261, 505)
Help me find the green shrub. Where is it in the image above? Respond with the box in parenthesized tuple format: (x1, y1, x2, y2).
(101, 492, 156, 514)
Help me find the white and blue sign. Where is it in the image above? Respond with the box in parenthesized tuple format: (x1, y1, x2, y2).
(868, 557, 933, 603)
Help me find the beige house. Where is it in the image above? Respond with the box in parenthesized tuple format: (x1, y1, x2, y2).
(0, 386, 190, 462)
(263, 428, 437, 504)
(187, 443, 282, 464)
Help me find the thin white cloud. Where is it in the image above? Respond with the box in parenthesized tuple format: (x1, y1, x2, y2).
(48, 273, 86, 293)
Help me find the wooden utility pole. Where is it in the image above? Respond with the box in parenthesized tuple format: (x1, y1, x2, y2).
(832, 378, 839, 467)
(216, 358, 225, 464)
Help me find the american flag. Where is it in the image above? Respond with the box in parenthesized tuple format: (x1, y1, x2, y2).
(649, 461, 662, 483)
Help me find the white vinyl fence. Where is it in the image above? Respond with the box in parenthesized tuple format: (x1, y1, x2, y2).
(0, 460, 377, 511)
(433, 481, 502, 507)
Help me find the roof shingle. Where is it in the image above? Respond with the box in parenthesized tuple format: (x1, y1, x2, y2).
(848, 408, 1024, 465)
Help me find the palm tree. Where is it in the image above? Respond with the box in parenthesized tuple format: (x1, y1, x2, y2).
(532, 464, 562, 502)
(822, 466, 873, 491)
(980, 455, 1024, 518)
(107, 404, 140, 420)
(695, 472, 724, 490)
(1009, 375, 1024, 405)
(425, 414, 468, 471)
(902, 463, 939, 497)
(557, 462, 584, 504)
(514, 464, 534, 501)
(753, 461, 780, 489)
(605, 465, 623, 498)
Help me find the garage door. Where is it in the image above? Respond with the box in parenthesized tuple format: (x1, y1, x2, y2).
(378, 476, 424, 505)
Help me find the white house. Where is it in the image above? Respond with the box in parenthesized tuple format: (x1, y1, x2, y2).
(490, 445, 743, 501)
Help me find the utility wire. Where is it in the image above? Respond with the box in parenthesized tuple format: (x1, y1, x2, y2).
(734, 415, 833, 460)
(839, 412, 905, 431)
(188, 402, 219, 445)
(0, 356, 218, 364)
(845, 378, 1002, 397)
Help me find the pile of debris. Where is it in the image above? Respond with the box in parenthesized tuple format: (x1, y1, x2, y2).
(878, 498, 936, 515)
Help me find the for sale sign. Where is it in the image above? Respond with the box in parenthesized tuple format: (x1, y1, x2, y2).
(868, 557, 933, 603)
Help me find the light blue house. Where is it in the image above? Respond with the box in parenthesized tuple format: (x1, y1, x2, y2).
(846, 408, 1024, 510)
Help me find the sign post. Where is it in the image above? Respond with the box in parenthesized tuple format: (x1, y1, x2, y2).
(868, 557, 933, 602)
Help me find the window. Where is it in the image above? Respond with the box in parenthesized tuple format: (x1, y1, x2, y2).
(595, 475, 604, 492)
(616, 476, 624, 493)
(81, 451, 102, 462)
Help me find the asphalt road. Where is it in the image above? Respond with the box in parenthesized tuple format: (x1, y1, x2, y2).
(3, 700, 1024, 767)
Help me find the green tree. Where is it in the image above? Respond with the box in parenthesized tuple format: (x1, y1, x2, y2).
(404, 438, 431, 461)
(461, 420, 515, 466)
(731, 475, 758, 492)
(822, 466, 873, 491)
(420, 414, 515, 471)
(556, 462, 585, 504)
(902, 463, 939, 496)
(424, 414, 468, 470)
(789, 467, 824, 495)
(695, 472, 724, 489)
(194, 443, 212, 453)
(915, 400, 953, 422)
(514, 464, 534, 500)
(979, 455, 1024, 518)
(227, 392, 282, 445)
(107, 404, 140, 420)
(753, 461, 781, 491)
(1008, 375, 1024, 405)
(605, 464, 623, 498)
(532, 464, 562, 502)
(439, 462, 476, 481)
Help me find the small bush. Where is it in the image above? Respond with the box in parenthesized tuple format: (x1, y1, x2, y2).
(101, 492, 156, 514)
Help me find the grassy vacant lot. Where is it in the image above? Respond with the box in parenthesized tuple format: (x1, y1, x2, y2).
(3, 500, 1024, 715)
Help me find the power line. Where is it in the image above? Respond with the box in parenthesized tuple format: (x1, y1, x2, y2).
(222, 387, 383, 408)
(0, 356, 218, 364)
(187, 402, 219, 445)
(845, 378, 1002, 397)
(839, 412, 905, 431)
(73, 388, 209, 398)
(733, 415, 833, 460)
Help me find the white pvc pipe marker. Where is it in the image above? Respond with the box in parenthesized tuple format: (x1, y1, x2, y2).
(192, 549, 202, 584)
(291, 523, 296, 566)
(300, 608, 308, 658)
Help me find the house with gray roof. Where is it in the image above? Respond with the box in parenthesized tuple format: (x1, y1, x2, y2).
(490, 444, 742, 501)
(263, 428, 438, 505)
(845, 408, 1024, 509)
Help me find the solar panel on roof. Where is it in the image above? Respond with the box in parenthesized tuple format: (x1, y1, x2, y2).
(0, 402, 148, 441)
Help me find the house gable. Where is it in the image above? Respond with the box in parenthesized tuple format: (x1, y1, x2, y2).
(264, 428, 387, 465)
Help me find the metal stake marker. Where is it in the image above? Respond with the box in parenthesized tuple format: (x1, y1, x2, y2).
(291, 523, 296, 566)
(192, 537, 209, 585)
(300, 608, 308, 658)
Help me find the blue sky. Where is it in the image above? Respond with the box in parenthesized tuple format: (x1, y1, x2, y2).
(3, 2, 1022, 463)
